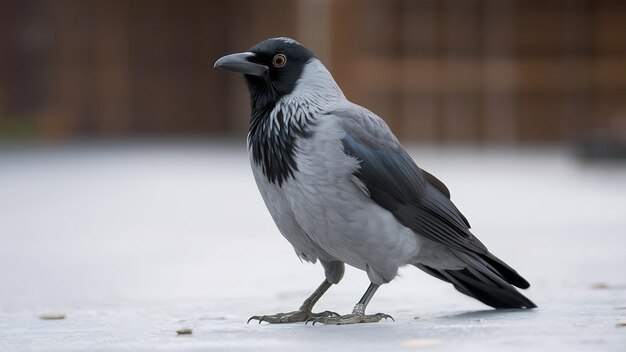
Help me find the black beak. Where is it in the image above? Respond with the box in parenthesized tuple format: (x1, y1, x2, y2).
(214, 52, 268, 78)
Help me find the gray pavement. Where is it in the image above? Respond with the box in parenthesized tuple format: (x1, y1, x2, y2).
(1, 142, 625, 351)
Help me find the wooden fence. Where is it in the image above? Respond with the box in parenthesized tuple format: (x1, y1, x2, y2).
(1, 0, 625, 143)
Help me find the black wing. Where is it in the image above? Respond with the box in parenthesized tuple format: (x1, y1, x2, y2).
(341, 132, 485, 254)
(330, 103, 531, 290)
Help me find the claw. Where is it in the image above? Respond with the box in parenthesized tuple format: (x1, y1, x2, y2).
(380, 313, 394, 322)
(246, 315, 270, 324)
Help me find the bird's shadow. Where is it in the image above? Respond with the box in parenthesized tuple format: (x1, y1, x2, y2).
(437, 308, 537, 321)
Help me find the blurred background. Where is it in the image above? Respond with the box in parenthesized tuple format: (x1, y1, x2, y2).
(2, 2, 626, 350)
(2, 0, 626, 146)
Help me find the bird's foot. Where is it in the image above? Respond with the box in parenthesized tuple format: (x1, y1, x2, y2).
(305, 312, 394, 325)
(247, 310, 339, 324)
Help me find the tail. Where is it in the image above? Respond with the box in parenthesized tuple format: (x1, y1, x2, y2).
(416, 252, 537, 309)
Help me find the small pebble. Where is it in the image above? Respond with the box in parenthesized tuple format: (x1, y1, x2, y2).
(591, 282, 609, 289)
(176, 327, 193, 335)
(616, 322, 626, 328)
(39, 312, 66, 320)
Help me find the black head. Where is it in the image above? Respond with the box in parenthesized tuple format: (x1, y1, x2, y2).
(214, 38, 318, 186)
(214, 38, 315, 109)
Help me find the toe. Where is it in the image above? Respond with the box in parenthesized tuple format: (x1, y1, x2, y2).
(310, 310, 340, 319)
(247, 316, 261, 324)
(381, 313, 395, 322)
(318, 313, 395, 325)
(321, 310, 340, 317)
(248, 310, 312, 324)
(374, 313, 394, 322)
(247, 315, 274, 324)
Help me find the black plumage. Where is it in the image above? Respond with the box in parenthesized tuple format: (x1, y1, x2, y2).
(245, 39, 316, 186)
(342, 130, 535, 308)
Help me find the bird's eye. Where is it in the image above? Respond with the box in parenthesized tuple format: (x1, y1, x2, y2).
(272, 54, 287, 68)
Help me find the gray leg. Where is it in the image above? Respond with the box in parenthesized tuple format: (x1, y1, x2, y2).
(306, 283, 394, 325)
(247, 280, 339, 324)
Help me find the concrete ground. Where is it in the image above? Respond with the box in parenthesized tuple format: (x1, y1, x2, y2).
(1, 141, 625, 351)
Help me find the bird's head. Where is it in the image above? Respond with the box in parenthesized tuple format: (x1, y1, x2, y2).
(214, 37, 339, 111)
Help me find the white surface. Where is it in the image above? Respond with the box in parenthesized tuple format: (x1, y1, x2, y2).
(0, 141, 625, 351)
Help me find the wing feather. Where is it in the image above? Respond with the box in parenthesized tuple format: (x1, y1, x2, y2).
(328, 103, 485, 255)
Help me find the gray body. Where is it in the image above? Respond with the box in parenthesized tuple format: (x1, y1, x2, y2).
(249, 59, 463, 285)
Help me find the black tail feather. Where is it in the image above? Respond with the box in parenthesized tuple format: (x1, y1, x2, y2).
(416, 255, 536, 309)
(480, 253, 530, 289)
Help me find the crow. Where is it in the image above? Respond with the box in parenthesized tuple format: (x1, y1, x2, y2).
(214, 37, 536, 325)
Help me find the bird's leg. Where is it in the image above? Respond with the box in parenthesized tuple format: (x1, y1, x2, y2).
(306, 283, 394, 325)
(247, 280, 339, 324)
